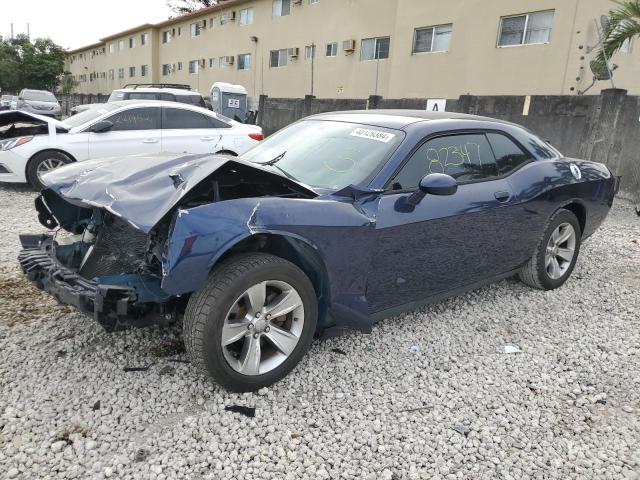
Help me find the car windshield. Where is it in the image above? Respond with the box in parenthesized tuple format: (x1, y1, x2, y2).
(242, 120, 404, 189)
(60, 103, 120, 129)
(23, 91, 56, 102)
(107, 91, 126, 102)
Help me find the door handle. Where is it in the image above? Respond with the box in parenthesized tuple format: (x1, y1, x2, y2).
(200, 136, 217, 141)
(494, 191, 511, 202)
(143, 138, 159, 144)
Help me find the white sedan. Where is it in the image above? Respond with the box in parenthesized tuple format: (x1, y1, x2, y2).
(0, 100, 263, 188)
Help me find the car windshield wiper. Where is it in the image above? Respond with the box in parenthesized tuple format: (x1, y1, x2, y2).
(260, 151, 286, 166)
(255, 151, 300, 182)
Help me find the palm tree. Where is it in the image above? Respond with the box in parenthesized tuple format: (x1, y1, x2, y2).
(597, 1, 640, 66)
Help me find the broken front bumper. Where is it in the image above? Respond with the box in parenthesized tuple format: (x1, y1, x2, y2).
(18, 234, 175, 330)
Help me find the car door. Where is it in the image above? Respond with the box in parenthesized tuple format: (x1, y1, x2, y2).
(88, 106, 161, 158)
(161, 107, 222, 154)
(367, 132, 524, 313)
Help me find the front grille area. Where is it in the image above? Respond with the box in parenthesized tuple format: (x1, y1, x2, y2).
(79, 215, 149, 280)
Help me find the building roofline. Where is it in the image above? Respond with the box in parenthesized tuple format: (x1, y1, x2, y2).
(67, 42, 105, 55)
(99, 23, 155, 42)
(66, 0, 251, 55)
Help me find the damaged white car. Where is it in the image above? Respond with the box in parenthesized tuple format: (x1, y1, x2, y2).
(0, 101, 263, 189)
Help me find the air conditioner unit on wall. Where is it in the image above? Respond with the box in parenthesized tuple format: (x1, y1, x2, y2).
(343, 40, 356, 52)
(224, 56, 235, 65)
(288, 47, 299, 58)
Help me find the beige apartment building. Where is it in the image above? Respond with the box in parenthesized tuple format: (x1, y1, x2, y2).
(66, 0, 640, 100)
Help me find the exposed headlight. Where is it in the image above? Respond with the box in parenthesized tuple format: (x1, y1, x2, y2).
(0, 136, 33, 151)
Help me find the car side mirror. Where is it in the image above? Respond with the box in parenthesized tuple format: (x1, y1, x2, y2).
(90, 120, 113, 133)
(408, 173, 458, 206)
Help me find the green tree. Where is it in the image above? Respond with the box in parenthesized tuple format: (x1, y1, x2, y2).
(166, 0, 229, 15)
(58, 72, 78, 94)
(0, 36, 20, 92)
(0, 34, 66, 93)
(597, 1, 640, 66)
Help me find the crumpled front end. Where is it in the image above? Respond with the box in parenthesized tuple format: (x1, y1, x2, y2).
(18, 200, 176, 331)
(18, 153, 317, 330)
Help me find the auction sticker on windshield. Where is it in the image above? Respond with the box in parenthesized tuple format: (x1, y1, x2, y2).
(350, 128, 395, 143)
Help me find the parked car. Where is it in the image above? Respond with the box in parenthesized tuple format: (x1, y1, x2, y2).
(0, 95, 18, 111)
(17, 89, 62, 119)
(18, 110, 617, 392)
(0, 100, 263, 188)
(70, 84, 206, 115)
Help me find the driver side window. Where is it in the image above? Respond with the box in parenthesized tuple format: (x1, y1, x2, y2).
(390, 133, 498, 190)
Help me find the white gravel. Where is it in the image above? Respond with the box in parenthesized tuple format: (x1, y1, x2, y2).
(1, 184, 639, 480)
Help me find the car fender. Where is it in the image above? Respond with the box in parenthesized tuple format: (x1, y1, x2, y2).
(162, 195, 379, 331)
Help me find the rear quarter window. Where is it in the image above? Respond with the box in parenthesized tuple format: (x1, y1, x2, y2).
(486, 133, 532, 175)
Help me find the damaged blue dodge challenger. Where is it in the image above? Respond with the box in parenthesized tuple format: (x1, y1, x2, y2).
(19, 111, 617, 391)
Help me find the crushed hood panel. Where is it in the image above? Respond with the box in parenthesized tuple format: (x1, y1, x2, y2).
(0, 110, 67, 130)
(40, 152, 316, 233)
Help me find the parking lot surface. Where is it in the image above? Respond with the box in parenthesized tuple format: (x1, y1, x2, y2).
(1, 185, 639, 480)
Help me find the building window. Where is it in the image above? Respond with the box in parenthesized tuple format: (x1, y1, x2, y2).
(190, 22, 202, 37)
(178, 27, 182, 36)
(240, 7, 254, 25)
(118, 40, 124, 50)
(361, 37, 390, 60)
(118, 68, 125, 79)
(162, 64, 172, 75)
(238, 53, 252, 70)
(141, 33, 148, 46)
(177, 62, 183, 71)
(141, 65, 148, 77)
(162, 30, 172, 43)
(210, 17, 215, 28)
(209, 57, 215, 68)
(129, 66, 136, 77)
(109, 44, 115, 54)
(305, 44, 316, 59)
(189, 60, 199, 74)
(273, 0, 291, 17)
(413, 24, 452, 53)
(498, 10, 554, 46)
(109, 69, 114, 80)
(129, 37, 136, 48)
(326, 42, 337, 57)
(309, 0, 319, 4)
(270, 49, 288, 67)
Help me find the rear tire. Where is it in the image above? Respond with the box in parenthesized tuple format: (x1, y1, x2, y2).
(518, 209, 582, 290)
(26, 151, 73, 190)
(183, 253, 317, 392)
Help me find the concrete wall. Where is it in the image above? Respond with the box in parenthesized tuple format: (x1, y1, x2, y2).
(257, 89, 640, 201)
(65, 0, 640, 99)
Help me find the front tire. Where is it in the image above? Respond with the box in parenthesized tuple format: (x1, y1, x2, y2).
(518, 209, 582, 290)
(183, 253, 317, 392)
(26, 151, 73, 190)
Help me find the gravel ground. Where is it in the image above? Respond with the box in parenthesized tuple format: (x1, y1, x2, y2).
(0, 184, 639, 480)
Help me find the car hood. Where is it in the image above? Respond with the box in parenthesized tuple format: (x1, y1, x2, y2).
(0, 110, 67, 130)
(40, 152, 317, 233)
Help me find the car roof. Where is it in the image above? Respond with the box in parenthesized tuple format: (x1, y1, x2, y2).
(113, 87, 202, 96)
(307, 110, 517, 129)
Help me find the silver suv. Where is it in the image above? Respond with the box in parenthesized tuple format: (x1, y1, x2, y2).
(17, 89, 62, 119)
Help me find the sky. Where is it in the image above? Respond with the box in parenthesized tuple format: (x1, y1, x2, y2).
(0, 0, 174, 50)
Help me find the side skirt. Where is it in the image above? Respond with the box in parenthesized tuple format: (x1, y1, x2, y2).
(368, 267, 524, 325)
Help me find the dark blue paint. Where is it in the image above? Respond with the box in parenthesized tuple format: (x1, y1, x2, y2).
(35, 111, 617, 332)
